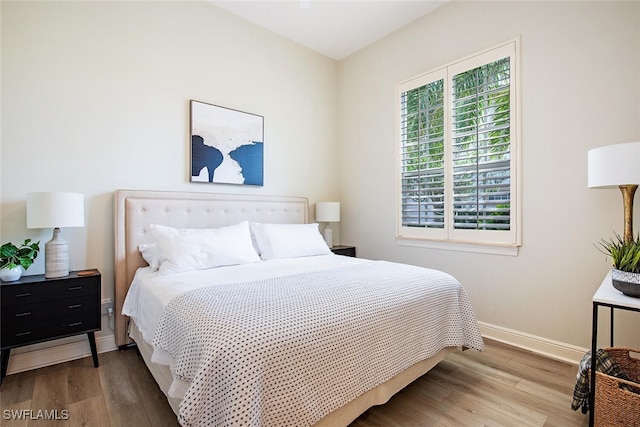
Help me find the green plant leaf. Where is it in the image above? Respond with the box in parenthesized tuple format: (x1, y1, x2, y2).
(597, 232, 640, 273)
(19, 258, 32, 270)
(0, 239, 39, 272)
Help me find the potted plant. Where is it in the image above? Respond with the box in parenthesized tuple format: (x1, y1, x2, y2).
(0, 239, 40, 282)
(598, 232, 640, 297)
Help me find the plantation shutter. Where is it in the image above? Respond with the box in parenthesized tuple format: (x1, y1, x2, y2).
(400, 78, 445, 229)
(451, 57, 511, 231)
(397, 39, 519, 247)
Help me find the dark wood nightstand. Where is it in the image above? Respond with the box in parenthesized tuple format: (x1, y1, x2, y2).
(1, 269, 101, 383)
(331, 245, 356, 257)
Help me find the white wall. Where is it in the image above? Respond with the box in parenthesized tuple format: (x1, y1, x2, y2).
(1, 1, 338, 361)
(338, 1, 640, 356)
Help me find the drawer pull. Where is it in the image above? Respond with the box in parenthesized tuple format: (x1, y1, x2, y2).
(16, 331, 32, 337)
(68, 322, 83, 327)
(68, 304, 82, 309)
(67, 286, 83, 291)
(15, 312, 32, 317)
(15, 292, 32, 298)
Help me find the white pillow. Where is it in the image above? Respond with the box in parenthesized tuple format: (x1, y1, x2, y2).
(138, 243, 161, 271)
(250, 222, 331, 260)
(150, 221, 261, 275)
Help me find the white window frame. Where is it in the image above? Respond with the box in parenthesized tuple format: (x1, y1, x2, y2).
(396, 38, 521, 255)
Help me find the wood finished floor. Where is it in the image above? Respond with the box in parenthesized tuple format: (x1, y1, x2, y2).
(0, 339, 588, 427)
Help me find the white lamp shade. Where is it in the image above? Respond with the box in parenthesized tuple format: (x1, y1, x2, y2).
(27, 192, 85, 229)
(316, 202, 340, 222)
(588, 141, 640, 188)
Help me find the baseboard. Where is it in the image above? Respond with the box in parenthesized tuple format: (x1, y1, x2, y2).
(6, 334, 118, 375)
(479, 321, 587, 365)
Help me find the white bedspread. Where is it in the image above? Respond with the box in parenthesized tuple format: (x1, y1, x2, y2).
(123, 255, 364, 344)
(134, 257, 483, 427)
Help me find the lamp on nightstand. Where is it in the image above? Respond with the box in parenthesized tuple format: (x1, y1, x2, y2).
(316, 202, 340, 248)
(588, 141, 640, 243)
(26, 192, 85, 278)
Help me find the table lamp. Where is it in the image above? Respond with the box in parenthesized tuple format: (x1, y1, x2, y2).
(588, 141, 640, 243)
(316, 202, 340, 247)
(26, 192, 85, 278)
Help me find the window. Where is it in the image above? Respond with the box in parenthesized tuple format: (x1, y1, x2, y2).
(397, 40, 520, 249)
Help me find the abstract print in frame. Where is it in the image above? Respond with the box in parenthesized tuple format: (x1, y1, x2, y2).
(190, 100, 264, 186)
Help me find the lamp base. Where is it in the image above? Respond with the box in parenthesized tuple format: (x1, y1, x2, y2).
(322, 224, 334, 248)
(620, 184, 638, 243)
(45, 228, 70, 278)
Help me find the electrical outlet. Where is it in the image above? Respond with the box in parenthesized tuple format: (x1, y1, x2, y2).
(101, 298, 113, 315)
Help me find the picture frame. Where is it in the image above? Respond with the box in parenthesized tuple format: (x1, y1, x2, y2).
(190, 100, 264, 186)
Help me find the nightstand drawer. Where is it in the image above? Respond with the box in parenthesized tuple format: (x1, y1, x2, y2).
(1, 277, 98, 306)
(1, 295, 98, 326)
(1, 312, 99, 347)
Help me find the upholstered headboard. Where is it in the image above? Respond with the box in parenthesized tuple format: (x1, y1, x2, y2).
(114, 189, 309, 346)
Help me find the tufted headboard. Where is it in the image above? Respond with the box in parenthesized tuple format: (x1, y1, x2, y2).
(114, 189, 309, 346)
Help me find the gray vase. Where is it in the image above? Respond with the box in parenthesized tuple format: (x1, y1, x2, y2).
(611, 269, 640, 297)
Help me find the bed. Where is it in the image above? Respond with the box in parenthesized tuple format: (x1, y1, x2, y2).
(114, 189, 484, 427)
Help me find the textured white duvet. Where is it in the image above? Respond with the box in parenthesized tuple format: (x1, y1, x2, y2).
(123, 255, 483, 427)
(123, 255, 363, 343)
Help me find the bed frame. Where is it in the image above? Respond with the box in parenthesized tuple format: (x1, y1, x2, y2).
(113, 189, 453, 426)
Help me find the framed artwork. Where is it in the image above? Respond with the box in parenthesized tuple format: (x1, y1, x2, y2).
(190, 100, 264, 186)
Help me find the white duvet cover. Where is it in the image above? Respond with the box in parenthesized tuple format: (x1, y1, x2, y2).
(123, 255, 363, 344)
(123, 255, 484, 427)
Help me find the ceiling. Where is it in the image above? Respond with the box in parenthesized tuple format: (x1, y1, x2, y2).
(209, 1, 447, 60)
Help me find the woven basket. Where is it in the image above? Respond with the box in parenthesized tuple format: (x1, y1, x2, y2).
(594, 348, 640, 426)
